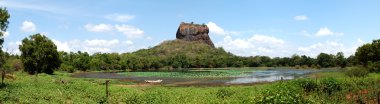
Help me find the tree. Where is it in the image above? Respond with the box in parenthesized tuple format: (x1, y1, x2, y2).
(73, 51, 90, 71)
(106, 53, 121, 70)
(290, 54, 302, 66)
(355, 39, 380, 72)
(346, 55, 357, 66)
(355, 39, 380, 66)
(19, 34, 61, 74)
(300, 55, 313, 67)
(0, 7, 10, 85)
(335, 52, 347, 68)
(317, 53, 334, 68)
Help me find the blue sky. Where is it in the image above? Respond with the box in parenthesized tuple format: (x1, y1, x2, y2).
(1, 0, 379, 57)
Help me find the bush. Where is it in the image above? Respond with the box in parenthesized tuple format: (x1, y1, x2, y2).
(253, 83, 309, 103)
(368, 61, 380, 72)
(216, 88, 235, 99)
(125, 93, 142, 104)
(319, 78, 342, 95)
(344, 66, 369, 77)
(294, 78, 318, 93)
(139, 89, 169, 104)
(59, 64, 75, 73)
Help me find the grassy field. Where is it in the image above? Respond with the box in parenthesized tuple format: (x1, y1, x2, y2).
(1, 71, 380, 103)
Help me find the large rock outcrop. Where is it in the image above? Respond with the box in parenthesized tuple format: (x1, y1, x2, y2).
(176, 22, 215, 47)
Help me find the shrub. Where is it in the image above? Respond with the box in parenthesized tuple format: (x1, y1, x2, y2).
(368, 61, 380, 72)
(252, 83, 308, 103)
(294, 78, 318, 93)
(319, 78, 342, 95)
(344, 66, 369, 77)
(139, 89, 169, 104)
(125, 93, 142, 104)
(216, 88, 235, 99)
(59, 64, 75, 73)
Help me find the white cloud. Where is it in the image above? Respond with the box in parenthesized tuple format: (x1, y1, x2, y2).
(123, 40, 134, 45)
(84, 23, 145, 39)
(85, 39, 119, 47)
(294, 15, 308, 21)
(297, 39, 365, 57)
(5, 37, 142, 55)
(216, 34, 290, 57)
(47, 39, 139, 54)
(357, 38, 365, 44)
(84, 24, 113, 32)
(52, 39, 71, 52)
(315, 27, 344, 37)
(207, 22, 227, 35)
(216, 32, 365, 57)
(115, 24, 144, 39)
(4, 41, 21, 55)
(21, 20, 37, 33)
(105, 14, 135, 22)
(248, 34, 285, 44)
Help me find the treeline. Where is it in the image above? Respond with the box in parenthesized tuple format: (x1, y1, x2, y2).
(57, 51, 355, 72)
(2, 33, 377, 74)
(55, 40, 357, 72)
(0, 35, 377, 75)
(0, 37, 364, 73)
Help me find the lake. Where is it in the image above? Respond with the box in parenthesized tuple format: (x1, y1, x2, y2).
(72, 68, 329, 86)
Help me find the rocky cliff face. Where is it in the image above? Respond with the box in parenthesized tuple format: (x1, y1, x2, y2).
(176, 22, 215, 47)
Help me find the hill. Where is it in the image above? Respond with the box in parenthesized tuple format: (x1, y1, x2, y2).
(123, 39, 237, 71)
(134, 39, 225, 57)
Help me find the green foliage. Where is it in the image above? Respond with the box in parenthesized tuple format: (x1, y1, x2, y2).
(294, 78, 318, 92)
(319, 78, 342, 95)
(139, 89, 170, 104)
(83, 52, 122, 71)
(59, 51, 91, 72)
(53, 39, 357, 72)
(131, 40, 235, 70)
(59, 63, 75, 73)
(344, 66, 369, 77)
(367, 61, 380, 72)
(335, 52, 347, 68)
(0, 7, 10, 46)
(253, 83, 307, 104)
(0, 7, 10, 85)
(317, 53, 335, 68)
(355, 39, 380, 69)
(216, 88, 235, 99)
(72, 51, 90, 71)
(19, 34, 61, 74)
(1, 71, 380, 103)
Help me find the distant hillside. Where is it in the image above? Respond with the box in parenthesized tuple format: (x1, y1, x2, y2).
(119, 22, 239, 71)
(134, 39, 226, 57)
(127, 39, 237, 70)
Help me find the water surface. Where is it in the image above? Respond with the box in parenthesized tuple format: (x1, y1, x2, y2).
(72, 68, 326, 86)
